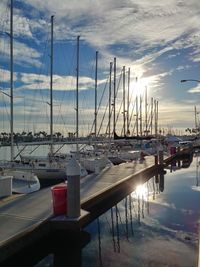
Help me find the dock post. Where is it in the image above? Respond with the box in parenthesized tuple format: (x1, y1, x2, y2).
(159, 171, 164, 192)
(66, 157, 81, 218)
(155, 154, 158, 165)
(177, 159, 181, 168)
(158, 150, 163, 166)
(95, 158, 100, 174)
(154, 154, 159, 184)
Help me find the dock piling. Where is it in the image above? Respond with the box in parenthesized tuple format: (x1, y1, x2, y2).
(159, 150, 164, 166)
(155, 154, 158, 165)
(66, 157, 81, 218)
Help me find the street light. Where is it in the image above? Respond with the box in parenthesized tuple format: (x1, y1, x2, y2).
(180, 79, 200, 135)
(181, 79, 200, 83)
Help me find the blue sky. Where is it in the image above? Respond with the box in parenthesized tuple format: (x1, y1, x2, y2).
(0, 0, 200, 136)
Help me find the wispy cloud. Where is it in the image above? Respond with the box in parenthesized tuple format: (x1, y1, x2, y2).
(188, 84, 200, 93)
(18, 72, 101, 91)
(158, 99, 196, 129)
(21, 0, 200, 56)
(0, 37, 42, 68)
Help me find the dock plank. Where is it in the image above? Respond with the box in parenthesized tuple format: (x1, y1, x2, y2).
(80, 156, 155, 202)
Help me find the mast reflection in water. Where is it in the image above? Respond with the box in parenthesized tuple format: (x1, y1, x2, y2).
(82, 155, 198, 267)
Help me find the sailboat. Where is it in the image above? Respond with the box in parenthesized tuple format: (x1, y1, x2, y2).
(76, 50, 113, 173)
(0, 0, 40, 194)
(12, 18, 88, 181)
(0, 167, 40, 194)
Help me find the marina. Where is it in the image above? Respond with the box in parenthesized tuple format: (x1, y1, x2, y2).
(0, 0, 200, 266)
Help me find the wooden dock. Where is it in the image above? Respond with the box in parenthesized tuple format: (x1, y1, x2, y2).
(0, 151, 191, 263)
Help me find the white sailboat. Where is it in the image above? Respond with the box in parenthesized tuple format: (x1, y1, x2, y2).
(13, 18, 87, 181)
(18, 152, 88, 180)
(0, 167, 40, 194)
(0, 0, 40, 194)
(77, 50, 113, 173)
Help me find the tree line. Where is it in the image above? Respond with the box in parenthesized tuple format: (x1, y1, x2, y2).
(0, 131, 64, 144)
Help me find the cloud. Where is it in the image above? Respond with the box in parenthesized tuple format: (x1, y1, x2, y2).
(0, 37, 42, 68)
(0, 0, 199, 74)
(158, 99, 197, 129)
(2, 0, 200, 74)
(176, 65, 191, 71)
(191, 186, 200, 192)
(20, 1, 200, 54)
(0, 68, 17, 84)
(188, 84, 200, 93)
(18, 72, 99, 91)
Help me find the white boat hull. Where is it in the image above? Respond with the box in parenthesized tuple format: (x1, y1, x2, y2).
(0, 175, 12, 197)
(0, 169, 40, 194)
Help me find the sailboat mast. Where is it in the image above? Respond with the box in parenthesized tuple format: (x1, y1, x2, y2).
(157, 100, 159, 136)
(154, 99, 157, 137)
(127, 67, 130, 135)
(113, 57, 116, 135)
(10, 0, 14, 161)
(150, 97, 153, 135)
(108, 62, 112, 139)
(145, 87, 147, 135)
(136, 96, 138, 136)
(123, 66, 126, 136)
(94, 51, 98, 139)
(194, 106, 197, 129)
(50, 15, 54, 154)
(76, 36, 80, 150)
(140, 95, 142, 136)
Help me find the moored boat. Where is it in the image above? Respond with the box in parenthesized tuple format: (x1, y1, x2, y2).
(0, 167, 40, 194)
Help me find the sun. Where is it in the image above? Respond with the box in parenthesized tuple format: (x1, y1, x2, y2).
(130, 78, 149, 98)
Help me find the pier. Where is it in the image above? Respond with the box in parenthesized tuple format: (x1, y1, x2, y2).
(0, 149, 192, 264)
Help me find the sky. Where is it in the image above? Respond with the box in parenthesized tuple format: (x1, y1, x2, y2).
(0, 0, 200, 137)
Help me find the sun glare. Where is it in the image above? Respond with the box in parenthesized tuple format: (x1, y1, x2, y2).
(132, 184, 148, 200)
(130, 78, 150, 98)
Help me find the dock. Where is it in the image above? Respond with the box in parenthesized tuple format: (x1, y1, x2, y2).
(0, 150, 192, 263)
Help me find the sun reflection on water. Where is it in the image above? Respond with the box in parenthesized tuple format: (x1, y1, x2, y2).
(132, 184, 148, 200)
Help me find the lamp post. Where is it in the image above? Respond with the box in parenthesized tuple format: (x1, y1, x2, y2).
(181, 79, 200, 134)
(181, 79, 200, 83)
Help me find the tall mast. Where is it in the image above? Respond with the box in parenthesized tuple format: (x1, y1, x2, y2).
(140, 95, 142, 136)
(10, 0, 14, 161)
(145, 87, 147, 135)
(113, 57, 116, 135)
(76, 36, 80, 151)
(50, 15, 54, 155)
(157, 100, 159, 136)
(123, 66, 126, 136)
(136, 96, 138, 136)
(154, 99, 157, 137)
(94, 51, 98, 139)
(150, 97, 153, 135)
(108, 62, 112, 139)
(127, 67, 130, 135)
(195, 106, 197, 129)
